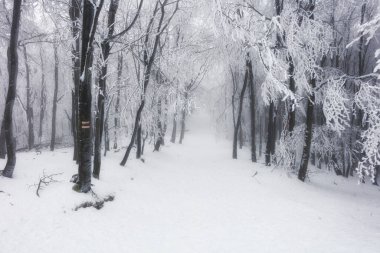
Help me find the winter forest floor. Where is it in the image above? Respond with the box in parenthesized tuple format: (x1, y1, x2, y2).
(1, 110, 380, 253)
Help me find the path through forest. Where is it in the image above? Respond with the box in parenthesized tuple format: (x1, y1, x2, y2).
(1, 110, 380, 253)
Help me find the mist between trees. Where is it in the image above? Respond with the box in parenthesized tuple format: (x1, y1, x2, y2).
(0, 0, 379, 191)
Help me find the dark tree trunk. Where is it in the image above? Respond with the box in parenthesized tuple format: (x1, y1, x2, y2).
(114, 52, 123, 150)
(287, 56, 296, 134)
(179, 107, 186, 144)
(0, 120, 6, 159)
(298, 79, 316, 182)
(104, 111, 110, 156)
(233, 62, 249, 159)
(297, 1, 316, 182)
(121, 101, 145, 165)
(248, 59, 256, 162)
(2, 0, 22, 178)
(69, 0, 81, 163)
(38, 49, 46, 142)
(179, 89, 189, 145)
(259, 111, 262, 157)
(265, 102, 275, 166)
(170, 113, 177, 143)
(50, 45, 59, 151)
(136, 124, 142, 158)
(93, 0, 118, 179)
(23, 45, 34, 150)
(373, 166, 379, 186)
(74, 0, 104, 192)
(239, 123, 243, 149)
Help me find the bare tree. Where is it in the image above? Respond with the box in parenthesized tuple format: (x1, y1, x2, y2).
(2, 0, 22, 178)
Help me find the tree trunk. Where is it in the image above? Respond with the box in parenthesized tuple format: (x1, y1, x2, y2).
(23, 45, 34, 150)
(2, 0, 22, 178)
(287, 56, 296, 134)
(259, 111, 262, 157)
(170, 113, 177, 143)
(233, 62, 249, 159)
(265, 102, 275, 166)
(298, 79, 316, 182)
(74, 0, 104, 192)
(0, 120, 6, 159)
(120, 101, 145, 165)
(179, 108, 186, 144)
(136, 124, 142, 158)
(248, 59, 257, 162)
(50, 45, 59, 151)
(239, 122, 243, 149)
(179, 90, 189, 145)
(38, 49, 46, 142)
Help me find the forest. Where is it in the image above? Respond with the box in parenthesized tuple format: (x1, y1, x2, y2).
(0, 0, 380, 252)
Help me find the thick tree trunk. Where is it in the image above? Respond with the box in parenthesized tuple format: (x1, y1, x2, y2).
(2, 0, 22, 178)
(50, 45, 59, 151)
(298, 79, 316, 182)
(248, 59, 256, 162)
(74, 0, 104, 192)
(23, 45, 34, 150)
(233, 63, 249, 159)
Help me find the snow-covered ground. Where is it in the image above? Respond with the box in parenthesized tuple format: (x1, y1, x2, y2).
(1, 110, 380, 253)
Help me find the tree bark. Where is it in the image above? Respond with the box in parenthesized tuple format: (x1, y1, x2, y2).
(74, 0, 104, 192)
(287, 56, 296, 134)
(265, 102, 275, 166)
(2, 0, 22, 178)
(248, 59, 257, 162)
(136, 124, 142, 158)
(50, 45, 59, 151)
(170, 113, 177, 143)
(0, 119, 6, 159)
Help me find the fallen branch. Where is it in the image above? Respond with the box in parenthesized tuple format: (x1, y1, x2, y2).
(74, 195, 115, 211)
(33, 171, 63, 197)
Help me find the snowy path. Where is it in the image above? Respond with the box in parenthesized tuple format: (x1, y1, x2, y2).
(1, 110, 380, 253)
